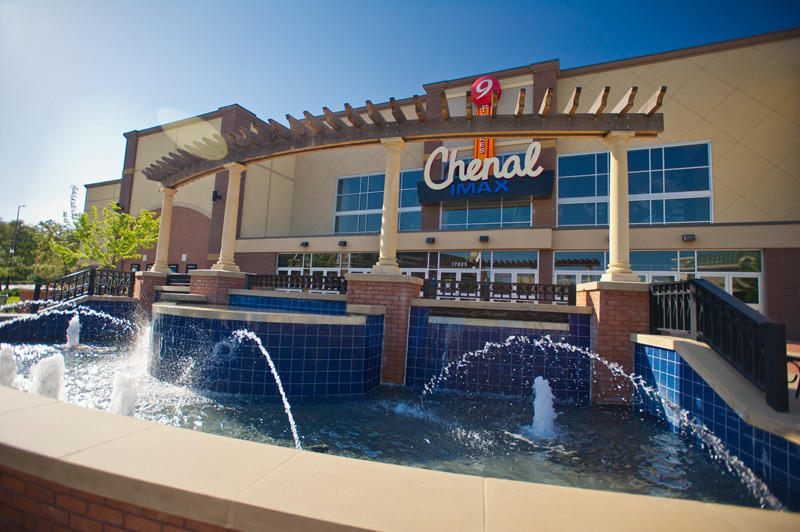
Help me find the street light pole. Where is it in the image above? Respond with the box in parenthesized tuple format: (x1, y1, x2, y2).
(5, 204, 25, 291)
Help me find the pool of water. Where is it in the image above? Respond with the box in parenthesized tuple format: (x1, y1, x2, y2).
(5, 339, 763, 508)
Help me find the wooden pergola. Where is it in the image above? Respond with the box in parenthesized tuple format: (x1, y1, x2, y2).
(142, 85, 666, 189)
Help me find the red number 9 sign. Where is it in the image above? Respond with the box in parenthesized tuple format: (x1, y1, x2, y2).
(471, 75, 501, 107)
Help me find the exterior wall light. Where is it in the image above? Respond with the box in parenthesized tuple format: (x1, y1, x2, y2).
(338, 240, 347, 246)
(426, 237, 435, 244)
(300, 241, 309, 247)
(211, 190, 222, 202)
(479, 235, 489, 243)
(682, 234, 696, 242)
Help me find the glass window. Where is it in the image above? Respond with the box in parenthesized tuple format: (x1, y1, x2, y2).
(554, 252, 605, 271)
(440, 198, 531, 229)
(399, 211, 421, 231)
(349, 253, 379, 269)
(557, 142, 711, 227)
(697, 251, 761, 272)
(487, 251, 538, 269)
(335, 169, 422, 234)
(630, 251, 678, 272)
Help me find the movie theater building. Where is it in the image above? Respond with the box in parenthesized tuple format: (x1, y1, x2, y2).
(84, 28, 800, 338)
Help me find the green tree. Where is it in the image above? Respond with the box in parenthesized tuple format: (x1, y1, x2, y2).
(53, 202, 160, 270)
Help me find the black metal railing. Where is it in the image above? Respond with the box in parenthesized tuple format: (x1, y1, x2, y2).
(244, 274, 349, 294)
(422, 279, 576, 305)
(33, 268, 136, 302)
(650, 279, 788, 412)
(166, 274, 191, 286)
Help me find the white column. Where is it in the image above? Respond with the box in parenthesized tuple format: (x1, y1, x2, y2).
(150, 187, 178, 274)
(601, 131, 640, 282)
(212, 162, 246, 272)
(372, 137, 406, 275)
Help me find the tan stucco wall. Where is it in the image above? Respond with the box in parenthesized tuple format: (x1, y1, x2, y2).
(289, 142, 424, 236)
(557, 36, 800, 224)
(83, 181, 121, 213)
(240, 156, 296, 238)
(129, 117, 222, 217)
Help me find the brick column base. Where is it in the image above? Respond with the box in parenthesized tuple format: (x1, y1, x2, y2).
(346, 274, 423, 385)
(577, 281, 650, 405)
(134, 271, 168, 316)
(189, 270, 246, 305)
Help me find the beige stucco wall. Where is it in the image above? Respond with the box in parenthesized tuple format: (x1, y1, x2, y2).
(289, 142, 424, 236)
(129, 117, 222, 218)
(83, 181, 121, 213)
(240, 156, 296, 238)
(557, 36, 800, 224)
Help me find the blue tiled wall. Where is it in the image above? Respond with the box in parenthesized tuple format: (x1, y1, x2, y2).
(405, 308, 591, 403)
(0, 300, 137, 344)
(227, 293, 347, 316)
(635, 343, 799, 509)
(151, 312, 384, 398)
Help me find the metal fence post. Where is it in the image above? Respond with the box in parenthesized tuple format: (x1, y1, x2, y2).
(763, 322, 789, 412)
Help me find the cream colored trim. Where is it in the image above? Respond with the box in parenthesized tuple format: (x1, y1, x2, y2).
(152, 302, 366, 326)
(0, 386, 795, 530)
(429, 315, 569, 331)
(634, 334, 800, 444)
(412, 298, 593, 315)
(228, 289, 346, 302)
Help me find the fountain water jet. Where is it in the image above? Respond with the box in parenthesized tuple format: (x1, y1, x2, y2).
(31, 353, 64, 399)
(232, 329, 302, 450)
(67, 315, 80, 347)
(524, 376, 556, 439)
(109, 372, 137, 416)
(0, 344, 17, 386)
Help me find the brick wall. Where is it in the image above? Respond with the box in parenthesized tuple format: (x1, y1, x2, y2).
(764, 248, 800, 341)
(0, 465, 237, 532)
(234, 252, 278, 275)
(190, 274, 246, 305)
(133, 272, 168, 315)
(578, 286, 650, 404)
(347, 277, 421, 384)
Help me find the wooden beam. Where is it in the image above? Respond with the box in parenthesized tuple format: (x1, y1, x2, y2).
(637, 86, 667, 116)
(366, 100, 385, 126)
(414, 95, 426, 122)
(269, 118, 293, 139)
(251, 119, 276, 142)
(610, 86, 638, 117)
(514, 88, 525, 117)
(490, 90, 498, 118)
(303, 111, 328, 134)
(466, 91, 473, 119)
(589, 87, 610, 117)
(286, 114, 311, 136)
(440, 93, 450, 121)
(223, 130, 248, 149)
(389, 97, 406, 124)
(323, 107, 345, 131)
(345, 103, 366, 128)
(563, 87, 581, 117)
(538, 88, 553, 117)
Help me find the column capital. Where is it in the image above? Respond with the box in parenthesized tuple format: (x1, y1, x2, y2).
(603, 131, 636, 148)
(380, 137, 406, 152)
(223, 162, 247, 175)
(159, 186, 178, 197)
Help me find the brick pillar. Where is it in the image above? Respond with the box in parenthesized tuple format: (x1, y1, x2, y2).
(346, 274, 423, 385)
(189, 270, 246, 305)
(133, 271, 168, 315)
(577, 281, 650, 405)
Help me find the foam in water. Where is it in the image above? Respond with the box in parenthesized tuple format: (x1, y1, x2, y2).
(523, 376, 557, 439)
(31, 353, 64, 399)
(66, 315, 80, 347)
(0, 344, 17, 387)
(109, 372, 137, 416)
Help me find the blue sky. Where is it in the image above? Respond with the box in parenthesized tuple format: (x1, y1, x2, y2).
(1, 0, 798, 224)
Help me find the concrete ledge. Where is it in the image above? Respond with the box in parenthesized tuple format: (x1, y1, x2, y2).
(346, 273, 424, 286)
(578, 281, 651, 292)
(189, 269, 247, 280)
(412, 298, 592, 315)
(229, 289, 347, 302)
(634, 334, 800, 445)
(429, 316, 569, 331)
(152, 302, 367, 326)
(346, 304, 386, 315)
(0, 386, 796, 530)
(158, 293, 208, 304)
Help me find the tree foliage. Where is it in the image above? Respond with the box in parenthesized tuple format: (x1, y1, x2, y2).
(53, 202, 159, 270)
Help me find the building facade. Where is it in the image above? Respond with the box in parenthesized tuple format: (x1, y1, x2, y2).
(86, 29, 800, 338)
